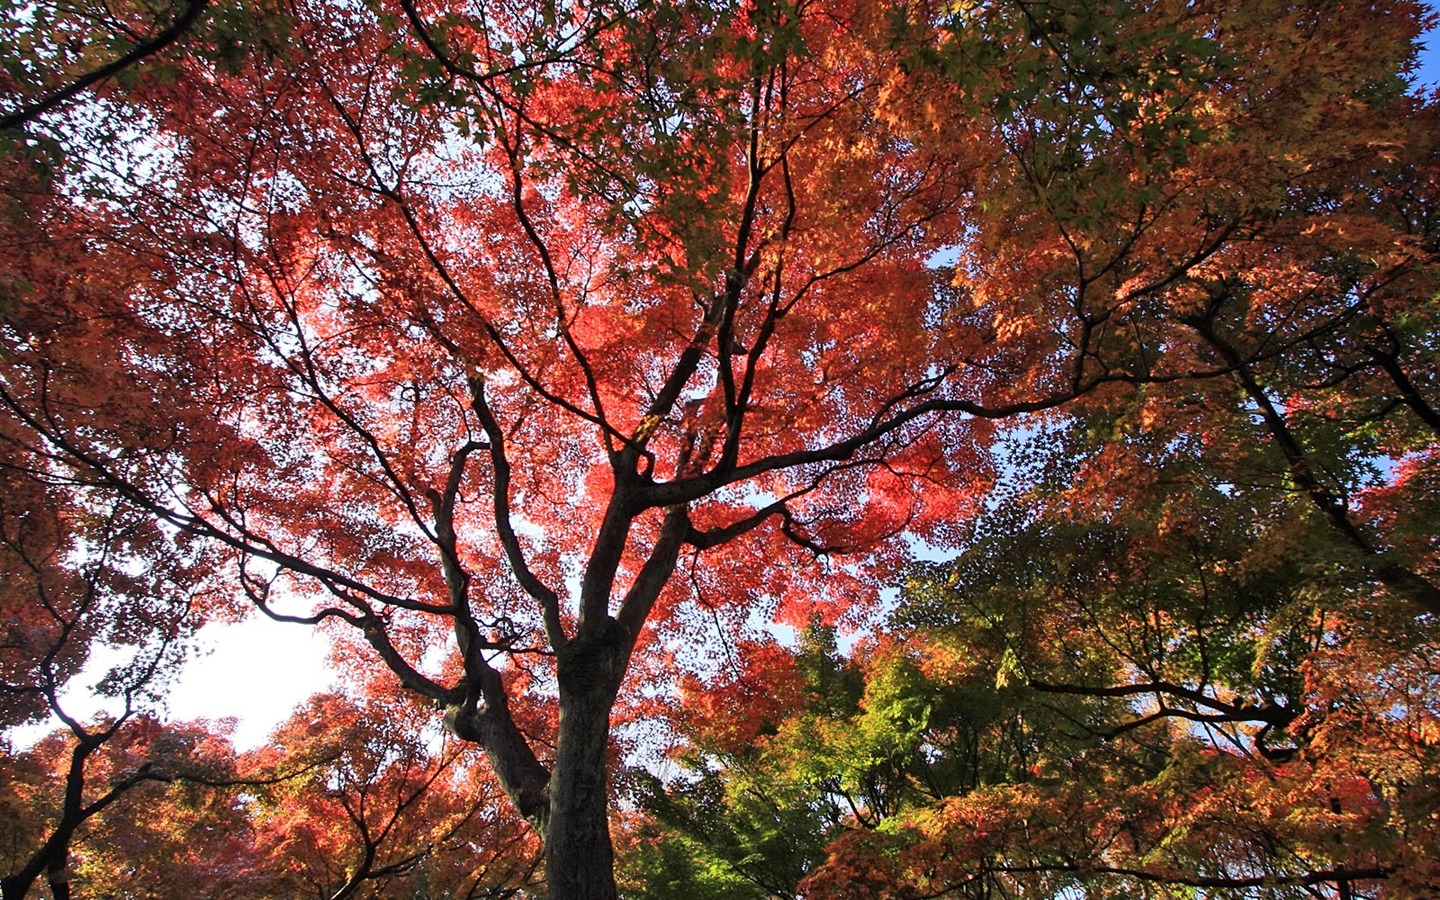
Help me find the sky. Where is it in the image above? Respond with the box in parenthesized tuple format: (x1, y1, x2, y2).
(167, 618, 336, 748)
(1415, 13, 1440, 90)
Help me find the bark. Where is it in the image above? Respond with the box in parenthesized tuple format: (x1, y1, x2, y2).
(45, 853, 70, 900)
(543, 627, 628, 900)
(443, 670, 551, 836)
(1, 741, 93, 900)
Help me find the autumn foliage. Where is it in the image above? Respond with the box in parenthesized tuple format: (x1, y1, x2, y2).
(3, 0, 1440, 896)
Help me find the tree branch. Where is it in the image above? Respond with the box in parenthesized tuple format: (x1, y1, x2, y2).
(0, 0, 210, 132)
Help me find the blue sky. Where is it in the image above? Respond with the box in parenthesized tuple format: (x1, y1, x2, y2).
(1415, 9, 1440, 91)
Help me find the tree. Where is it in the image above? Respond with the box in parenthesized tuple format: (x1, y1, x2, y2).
(0, 473, 242, 900)
(636, 413, 1439, 898)
(244, 671, 540, 899)
(16, 719, 270, 900)
(0, 84, 271, 900)
(618, 624, 858, 899)
(2, 0, 1436, 895)
(805, 419, 1440, 897)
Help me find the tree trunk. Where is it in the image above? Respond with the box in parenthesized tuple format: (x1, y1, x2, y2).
(45, 851, 70, 900)
(2, 746, 90, 900)
(544, 636, 625, 900)
(1, 831, 72, 900)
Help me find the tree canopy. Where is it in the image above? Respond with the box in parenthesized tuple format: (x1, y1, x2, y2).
(2, 0, 1438, 897)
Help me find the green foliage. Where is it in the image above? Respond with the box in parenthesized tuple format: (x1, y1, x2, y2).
(621, 626, 865, 897)
(620, 821, 771, 900)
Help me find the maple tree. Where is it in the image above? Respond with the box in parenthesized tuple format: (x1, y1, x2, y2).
(3, 0, 1439, 895)
(0, 0, 211, 134)
(10, 718, 271, 900)
(0, 128, 257, 897)
(0, 444, 232, 900)
(243, 669, 541, 898)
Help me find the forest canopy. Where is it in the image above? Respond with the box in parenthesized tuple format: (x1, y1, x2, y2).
(2, 0, 1439, 897)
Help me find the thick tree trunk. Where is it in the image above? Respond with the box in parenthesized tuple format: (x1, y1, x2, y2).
(45, 852, 70, 900)
(544, 635, 625, 900)
(1, 829, 73, 900)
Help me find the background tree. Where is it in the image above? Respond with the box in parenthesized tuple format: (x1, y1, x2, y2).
(2, 0, 1437, 896)
(618, 624, 859, 899)
(0, 467, 239, 899)
(30, 718, 266, 900)
(244, 670, 541, 899)
(630, 410, 1440, 897)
